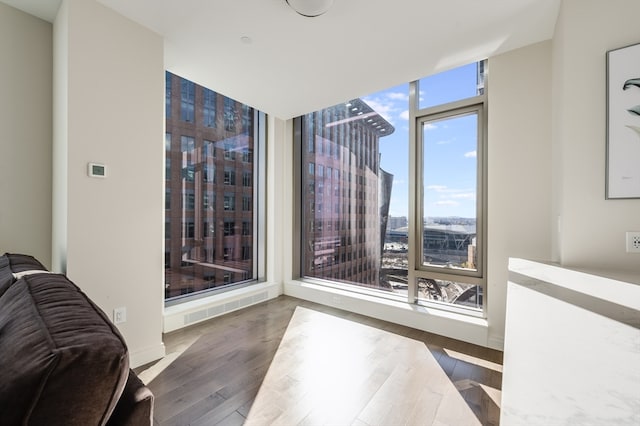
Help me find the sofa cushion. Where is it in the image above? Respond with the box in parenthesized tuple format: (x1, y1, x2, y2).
(0, 273, 129, 426)
(106, 369, 154, 426)
(0, 253, 47, 298)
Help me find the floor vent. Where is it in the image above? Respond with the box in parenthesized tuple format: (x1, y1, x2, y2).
(183, 290, 269, 326)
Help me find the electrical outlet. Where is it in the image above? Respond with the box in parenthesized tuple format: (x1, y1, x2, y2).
(626, 231, 640, 253)
(113, 307, 127, 324)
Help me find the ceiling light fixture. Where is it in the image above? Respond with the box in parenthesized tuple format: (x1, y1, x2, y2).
(286, 0, 334, 17)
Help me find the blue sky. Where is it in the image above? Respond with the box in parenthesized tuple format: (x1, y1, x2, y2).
(362, 63, 479, 219)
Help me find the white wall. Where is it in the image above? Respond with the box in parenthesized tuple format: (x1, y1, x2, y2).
(52, 0, 67, 273)
(553, 0, 640, 277)
(0, 3, 52, 268)
(53, 0, 165, 367)
(486, 41, 554, 347)
(267, 116, 292, 286)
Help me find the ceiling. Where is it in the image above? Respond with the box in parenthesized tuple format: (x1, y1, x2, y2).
(3, 0, 561, 119)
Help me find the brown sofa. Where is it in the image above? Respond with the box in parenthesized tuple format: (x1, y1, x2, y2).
(0, 253, 153, 426)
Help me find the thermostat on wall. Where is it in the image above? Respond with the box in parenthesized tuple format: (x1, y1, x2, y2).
(88, 162, 107, 178)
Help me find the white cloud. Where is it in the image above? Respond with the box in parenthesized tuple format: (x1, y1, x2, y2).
(387, 92, 409, 101)
(436, 139, 451, 145)
(451, 192, 475, 200)
(424, 123, 438, 131)
(464, 150, 477, 158)
(363, 90, 412, 125)
(428, 185, 474, 196)
(434, 200, 460, 207)
(427, 185, 448, 192)
(362, 98, 395, 124)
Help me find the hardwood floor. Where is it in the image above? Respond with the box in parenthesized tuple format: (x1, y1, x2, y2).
(137, 296, 502, 426)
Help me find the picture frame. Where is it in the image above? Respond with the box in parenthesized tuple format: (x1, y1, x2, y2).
(606, 42, 640, 199)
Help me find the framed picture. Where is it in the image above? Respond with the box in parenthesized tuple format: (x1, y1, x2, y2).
(606, 42, 640, 199)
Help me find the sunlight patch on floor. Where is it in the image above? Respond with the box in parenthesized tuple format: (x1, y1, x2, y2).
(137, 336, 199, 384)
(245, 306, 481, 425)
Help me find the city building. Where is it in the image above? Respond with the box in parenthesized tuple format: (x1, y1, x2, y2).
(164, 72, 256, 299)
(387, 216, 408, 230)
(302, 99, 394, 288)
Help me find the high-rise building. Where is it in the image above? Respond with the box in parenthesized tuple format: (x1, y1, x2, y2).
(301, 99, 394, 289)
(164, 72, 256, 299)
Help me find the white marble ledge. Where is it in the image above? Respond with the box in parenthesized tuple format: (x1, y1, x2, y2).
(508, 257, 640, 311)
(502, 257, 640, 426)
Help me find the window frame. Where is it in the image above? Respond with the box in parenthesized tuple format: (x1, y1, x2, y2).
(408, 65, 488, 316)
(293, 60, 489, 318)
(165, 72, 266, 306)
(414, 103, 486, 281)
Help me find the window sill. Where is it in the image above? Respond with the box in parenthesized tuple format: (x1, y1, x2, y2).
(284, 279, 490, 348)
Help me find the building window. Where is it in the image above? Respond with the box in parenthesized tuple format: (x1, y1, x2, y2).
(295, 60, 487, 314)
(242, 171, 252, 187)
(165, 71, 265, 303)
(203, 221, 210, 238)
(180, 79, 195, 122)
(166, 133, 172, 180)
(224, 97, 236, 131)
(224, 142, 236, 160)
(203, 88, 216, 127)
(242, 221, 251, 236)
(224, 193, 235, 211)
(181, 136, 195, 182)
(184, 220, 195, 239)
(203, 140, 215, 157)
(203, 192, 216, 211)
(181, 136, 195, 152)
(242, 246, 251, 260)
(184, 190, 195, 210)
(165, 72, 171, 118)
(204, 165, 216, 183)
(224, 168, 236, 186)
(242, 196, 251, 212)
(224, 219, 235, 236)
(241, 104, 252, 134)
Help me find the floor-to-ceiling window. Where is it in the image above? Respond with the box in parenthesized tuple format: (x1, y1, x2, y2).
(165, 72, 265, 302)
(297, 60, 487, 314)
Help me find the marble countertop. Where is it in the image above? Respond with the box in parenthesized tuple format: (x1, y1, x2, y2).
(501, 258, 640, 426)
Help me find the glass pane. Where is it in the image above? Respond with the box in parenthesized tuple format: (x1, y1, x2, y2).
(418, 61, 484, 109)
(417, 277, 482, 310)
(301, 85, 409, 294)
(165, 71, 257, 301)
(422, 112, 478, 272)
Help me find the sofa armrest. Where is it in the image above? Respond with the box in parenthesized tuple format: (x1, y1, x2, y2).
(107, 370, 154, 426)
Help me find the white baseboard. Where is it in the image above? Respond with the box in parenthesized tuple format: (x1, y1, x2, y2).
(488, 334, 505, 351)
(130, 342, 166, 370)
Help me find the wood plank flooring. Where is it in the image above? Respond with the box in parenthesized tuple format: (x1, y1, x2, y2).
(137, 296, 502, 426)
